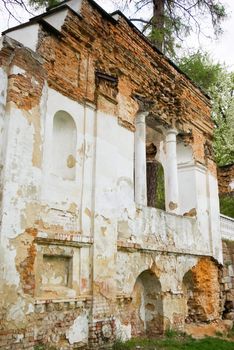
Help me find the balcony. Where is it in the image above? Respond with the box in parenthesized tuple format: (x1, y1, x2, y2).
(118, 206, 211, 256)
(220, 214, 234, 240)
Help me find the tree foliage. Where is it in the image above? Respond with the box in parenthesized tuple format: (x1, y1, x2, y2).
(178, 51, 234, 166)
(28, 0, 59, 9)
(1, 0, 227, 55)
(220, 195, 234, 218)
(0, 0, 59, 24)
(114, 0, 227, 55)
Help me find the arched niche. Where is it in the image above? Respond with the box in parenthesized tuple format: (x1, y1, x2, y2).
(52, 111, 77, 180)
(130, 270, 163, 337)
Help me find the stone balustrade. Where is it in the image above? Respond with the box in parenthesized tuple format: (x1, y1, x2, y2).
(220, 214, 234, 241)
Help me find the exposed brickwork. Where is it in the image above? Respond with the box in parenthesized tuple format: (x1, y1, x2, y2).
(0, 1, 222, 349)
(36, 0, 214, 166)
(222, 240, 234, 321)
(0, 300, 91, 350)
(187, 258, 222, 322)
(14, 228, 37, 296)
(89, 318, 116, 348)
(7, 47, 45, 111)
(218, 164, 234, 195)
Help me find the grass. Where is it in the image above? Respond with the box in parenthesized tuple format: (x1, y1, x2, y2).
(34, 328, 234, 350)
(34, 346, 56, 350)
(112, 332, 234, 350)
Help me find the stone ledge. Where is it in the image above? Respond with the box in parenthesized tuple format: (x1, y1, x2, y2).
(35, 295, 92, 304)
(117, 240, 211, 257)
(35, 231, 93, 247)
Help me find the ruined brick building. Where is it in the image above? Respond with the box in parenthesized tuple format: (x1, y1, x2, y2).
(0, 0, 233, 348)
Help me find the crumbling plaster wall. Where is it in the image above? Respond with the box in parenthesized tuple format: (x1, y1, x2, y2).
(116, 251, 221, 338)
(0, 0, 223, 348)
(0, 38, 93, 348)
(222, 240, 234, 321)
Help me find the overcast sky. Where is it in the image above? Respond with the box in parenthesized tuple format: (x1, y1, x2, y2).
(96, 0, 234, 69)
(0, 0, 233, 69)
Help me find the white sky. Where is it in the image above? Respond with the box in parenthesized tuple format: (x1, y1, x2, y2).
(0, 0, 233, 69)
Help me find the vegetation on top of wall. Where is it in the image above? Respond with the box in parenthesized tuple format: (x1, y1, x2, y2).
(113, 1, 227, 57)
(178, 51, 234, 167)
(220, 196, 234, 218)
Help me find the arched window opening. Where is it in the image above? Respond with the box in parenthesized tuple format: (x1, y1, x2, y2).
(146, 142, 165, 210)
(130, 270, 163, 337)
(52, 111, 77, 180)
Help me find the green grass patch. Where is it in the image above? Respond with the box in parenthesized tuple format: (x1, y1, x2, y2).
(112, 335, 234, 350)
(34, 346, 56, 350)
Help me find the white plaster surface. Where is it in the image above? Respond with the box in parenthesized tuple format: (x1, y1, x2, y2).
(115, 319, 131, 341)
(165, 129, 179, 213)
(44, 10, 69, 32)
(66, 0, 83, 13)
(66, 312, 89, 344)
(52, 110, 77, 180)
(7, 24, 40, 52)
(10, 66, 26, 75)
(230, 180, 234, 190)
(0, 77, 223, 340)
(135, 113, 147, 206)
(207, 171, 222, 262)
(0, 3, 225, 345)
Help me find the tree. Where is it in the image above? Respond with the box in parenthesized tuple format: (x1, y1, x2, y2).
(114, 0, 227, 56)
(2, 0, 227, 54)
(0, 0, 59, 24)
(29, 0, 59, 9)
(178, 51, 234, 217)
(178, 51, 234, 166)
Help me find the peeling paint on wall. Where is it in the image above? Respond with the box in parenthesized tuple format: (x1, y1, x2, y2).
(0, 0, 225, 349)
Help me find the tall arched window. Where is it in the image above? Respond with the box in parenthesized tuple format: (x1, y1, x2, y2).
(146, 142, 165, 210)
(52, 111, 77, 180)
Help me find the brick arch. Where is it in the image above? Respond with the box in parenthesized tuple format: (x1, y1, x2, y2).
(182, 257, 221, 323)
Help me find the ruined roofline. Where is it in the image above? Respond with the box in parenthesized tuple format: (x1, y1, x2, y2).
(110, 9, 211, 102)
(1, 0, 115, 36)
(47, 0, 116, 23)
(2, 0, 210, 102)
(2, 4, 82, 35)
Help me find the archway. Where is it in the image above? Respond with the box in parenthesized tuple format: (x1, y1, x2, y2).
(182, 258, 220, 324)
(130, 270, 163, 337)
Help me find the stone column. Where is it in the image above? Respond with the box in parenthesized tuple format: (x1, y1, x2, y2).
(135, 112, 148, 206)
(165, 128, 179, 213)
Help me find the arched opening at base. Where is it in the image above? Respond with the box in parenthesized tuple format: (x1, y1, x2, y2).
(130, 270, 163, 337)
(182, 258, 221, 324)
